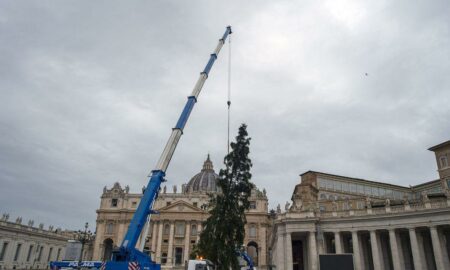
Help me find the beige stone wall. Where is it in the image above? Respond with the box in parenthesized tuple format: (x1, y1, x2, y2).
(0, 218, 71, 270)
(93, 183, 270, 269)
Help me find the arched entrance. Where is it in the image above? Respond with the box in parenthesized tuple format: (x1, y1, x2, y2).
(247, 241, 259, 266)
(103, 238, 113, 261)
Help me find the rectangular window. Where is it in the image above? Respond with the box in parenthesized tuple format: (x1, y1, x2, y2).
(350, 183, 357, 193)
(342, 182, 349, 192)
(386, 189, 393, 198)
(191, 225, 197, 236)
(441, 156, 448, 168)
(342, 202, 349, 210)
(26, 245, 34, 262)
(357, 202, 364, 209)
(379, 188, 386, 197)
(193, 202, 198, 207)
(372, 187, 379, 196)
(334, 182, 342, 191)
(0, 242, 8, 261)
(318, 178, 326, 188)
(111, 199, 118, 207)
(14, 243, 22, 261)
(131, 201, 137, 208)
(364, 186, 372, 195)
(357, 185, 364, 194)
(175, 223, 185, 236)
(161, 253, 167, 264)
(38, 246, 44, 261)
(175, 247, 183, 265)
(56, 248, 61, 261)
(326, 180, 333, 190)
(249, 201, 257, 209)
(166, 202, 171, 206)
(47, 247, 53, 262)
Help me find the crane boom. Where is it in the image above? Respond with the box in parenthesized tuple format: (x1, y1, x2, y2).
(106, 26, 232, 270)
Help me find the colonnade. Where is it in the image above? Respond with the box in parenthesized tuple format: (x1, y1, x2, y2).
(150, 220, 202, 266)
(278, 225, 450, 270)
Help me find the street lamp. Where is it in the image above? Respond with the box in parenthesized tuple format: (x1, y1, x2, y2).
(74, 222, 94, 269)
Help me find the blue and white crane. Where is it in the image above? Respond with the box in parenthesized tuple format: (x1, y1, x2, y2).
(106, 26, 232, 270)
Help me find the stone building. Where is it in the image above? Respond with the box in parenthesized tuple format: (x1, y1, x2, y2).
(271, 140, 450, 270)
(93, 155, 270, 269)
(0, 215, 72, 270)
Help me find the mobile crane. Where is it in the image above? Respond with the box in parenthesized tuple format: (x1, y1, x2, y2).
(106, 26, 232, 270)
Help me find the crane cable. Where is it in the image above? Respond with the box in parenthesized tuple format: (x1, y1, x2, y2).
(227, 34, 232, 155)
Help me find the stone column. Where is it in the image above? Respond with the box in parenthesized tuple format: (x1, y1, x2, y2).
(118, 221, 126, 244)
(93, 222, 105, 260)
(430, 226, 446, 270)
(196, 223, 202, 242)
(334, 231, 343, 254)
(184, 221, 191, 264)
(388, 229, 401, 270)
(309, 231, 318, 270)
(155, 222, 164, 263)
(167, 222, 175, 265)
(351, 231, 362, 270)
(276, 233, 285, 269)
(369, 230, 382, 270)
(409, 228, 423, 270)
(259, 225, 267, 267)
(284, 232, 293, 270)
(151, 222, 158, 254)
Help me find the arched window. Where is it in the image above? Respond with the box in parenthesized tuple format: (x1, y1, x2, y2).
(106, 223, 114, 234)
(249, 225, 257, 238)
(191, 224, 197, 236)
(164, 224, 170, 235)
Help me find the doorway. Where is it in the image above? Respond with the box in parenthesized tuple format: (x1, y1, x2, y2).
(292, 240, 304, 270)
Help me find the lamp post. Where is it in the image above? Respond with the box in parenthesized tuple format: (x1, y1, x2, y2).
(75, 222, 94, 270)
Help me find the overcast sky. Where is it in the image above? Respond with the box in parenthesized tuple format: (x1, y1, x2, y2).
(1, 0, 449, 230)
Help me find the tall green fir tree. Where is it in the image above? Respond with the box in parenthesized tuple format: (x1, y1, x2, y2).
(195, 124, 254, 269)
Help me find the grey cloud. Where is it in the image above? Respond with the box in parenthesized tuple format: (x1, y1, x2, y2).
(0, 0, 449, 229)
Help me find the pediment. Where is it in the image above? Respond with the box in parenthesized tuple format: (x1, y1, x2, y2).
(156, 200, 203, 213)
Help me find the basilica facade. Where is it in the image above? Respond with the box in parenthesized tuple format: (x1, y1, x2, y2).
(93, 155, 270, 269)
(271, 140, 450, 270)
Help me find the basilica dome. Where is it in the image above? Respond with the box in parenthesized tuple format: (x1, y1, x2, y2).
(185, 154, 220, 193)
